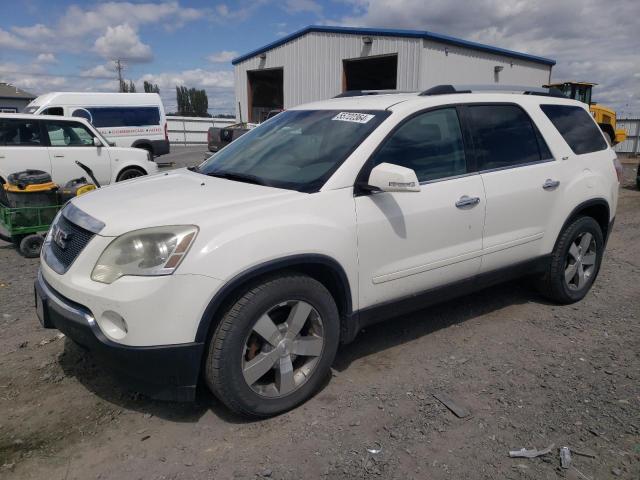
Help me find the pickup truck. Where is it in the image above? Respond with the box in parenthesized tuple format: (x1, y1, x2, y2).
(207, 110, 282, 152)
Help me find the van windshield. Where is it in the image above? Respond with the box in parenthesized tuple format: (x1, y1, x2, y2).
(198, 109, 389, 192)
(22, 106, 39, 114)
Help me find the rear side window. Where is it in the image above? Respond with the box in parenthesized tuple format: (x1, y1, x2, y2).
(371, 107, 467, 182)
(0, 119, 42, 146)
(82, 107, 160, 128)
(540, 105, 607, 155)
(45, 120, 95, 147)
(468, 104, 550, 171)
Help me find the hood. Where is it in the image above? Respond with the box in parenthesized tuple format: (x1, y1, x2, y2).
(69, 169, 300, 236)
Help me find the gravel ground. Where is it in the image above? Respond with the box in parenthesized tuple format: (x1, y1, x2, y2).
(0, 160, 638, 480)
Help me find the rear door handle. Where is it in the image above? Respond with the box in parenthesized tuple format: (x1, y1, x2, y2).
(53, 154, 65, 158)
(455, 195, 481, 208)
(542, 179, 560, 190)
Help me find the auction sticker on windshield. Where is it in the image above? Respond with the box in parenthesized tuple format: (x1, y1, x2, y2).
(332, 112, 375, 123)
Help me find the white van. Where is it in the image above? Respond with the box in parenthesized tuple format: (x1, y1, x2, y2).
(24, 92, 170, 158)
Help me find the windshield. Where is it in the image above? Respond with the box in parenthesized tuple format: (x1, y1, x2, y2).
(22, 106, 39, 114)
(198, 109, 389, 192)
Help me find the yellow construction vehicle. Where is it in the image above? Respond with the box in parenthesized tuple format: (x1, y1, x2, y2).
(544, 81, 626, 145)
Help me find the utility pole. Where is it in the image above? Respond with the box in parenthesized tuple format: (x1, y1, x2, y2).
(115, 59, 124, 92)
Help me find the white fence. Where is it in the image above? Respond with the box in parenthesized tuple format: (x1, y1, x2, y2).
(167, 116, 236, 146)
(614, 118, 640, 155)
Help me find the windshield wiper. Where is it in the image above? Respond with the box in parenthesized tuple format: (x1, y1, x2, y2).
(205, 171, 268, 186)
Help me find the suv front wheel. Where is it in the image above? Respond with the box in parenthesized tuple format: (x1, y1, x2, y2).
(204, 273, 340, 417)
(538, 216, 604, 304)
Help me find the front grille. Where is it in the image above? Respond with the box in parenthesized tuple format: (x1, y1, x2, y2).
(48, 214, 95, 272)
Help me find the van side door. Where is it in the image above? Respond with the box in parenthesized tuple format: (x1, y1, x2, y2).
(43, 119, 112, 186)
(0, 118, 51, 183)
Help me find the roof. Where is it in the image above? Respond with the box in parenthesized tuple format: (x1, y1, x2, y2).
(0, 82, 36, 100)
(232, 25, 556, 67)
(289, 88, 580, 112)
(28, 91, 162, 106)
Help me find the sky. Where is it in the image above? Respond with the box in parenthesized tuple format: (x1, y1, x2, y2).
(1, 0, 638, 116)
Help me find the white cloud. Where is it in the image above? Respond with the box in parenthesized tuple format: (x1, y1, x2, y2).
(36, 53, 57, 63)
(0, 28, 31, 50)
(207, 50, 239, 63)
(81, 64, 116, 78)
(12, 24, 55, 41)
(138, 69, 235, 112)
(335, 0, 639, 114)
(283, 0, 323, 15)
(94, 24, 153, 63)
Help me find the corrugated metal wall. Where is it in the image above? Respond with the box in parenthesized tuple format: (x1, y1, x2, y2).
(234, 32, 552, 121)
(614, 118, 640, 154)
(420, 40, 551, 88)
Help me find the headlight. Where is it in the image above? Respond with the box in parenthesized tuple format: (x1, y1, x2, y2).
(91, 225, 198, 284)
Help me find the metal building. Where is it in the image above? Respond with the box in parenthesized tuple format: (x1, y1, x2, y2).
(232, 26, 556, 122)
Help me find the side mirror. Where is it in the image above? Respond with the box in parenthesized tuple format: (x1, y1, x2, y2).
(366, 162, 421, 193)
(93, 137, 102, 147)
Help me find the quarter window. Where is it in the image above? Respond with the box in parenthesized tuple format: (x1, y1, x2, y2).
(371, 108, 467, 182)
(45, 121, 95, 147)
(468, 104, 549, 171)
(540, 105, 607, 155)
(0, 119, 42, 146)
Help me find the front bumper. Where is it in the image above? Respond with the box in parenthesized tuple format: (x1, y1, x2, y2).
(35, 270, 203, 401)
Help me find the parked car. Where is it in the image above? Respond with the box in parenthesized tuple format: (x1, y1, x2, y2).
(35, 86, 620, 417)
(207, 110, 282, 152)
(23, 92, 170, 158)
(0, 113, 158, 187)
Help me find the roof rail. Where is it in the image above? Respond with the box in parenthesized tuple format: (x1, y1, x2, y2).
(333, 89, 415, 98)
(419, 84, 565, 98)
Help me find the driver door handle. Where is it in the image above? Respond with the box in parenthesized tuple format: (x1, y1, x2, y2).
(542, 179, 560, 190)
(53, 154, 65, 158)
(455, 195, 481, 208)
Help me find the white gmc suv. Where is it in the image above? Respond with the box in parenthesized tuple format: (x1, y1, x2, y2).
(35, 86, 621, 417)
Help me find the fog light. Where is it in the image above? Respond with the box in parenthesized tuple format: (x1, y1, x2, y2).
(99, 311, 128, 340)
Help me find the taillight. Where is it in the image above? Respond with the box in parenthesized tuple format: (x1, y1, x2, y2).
(164, 122, 168, 141)
(613, 156, 623, 183)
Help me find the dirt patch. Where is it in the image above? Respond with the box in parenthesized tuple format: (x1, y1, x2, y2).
(1, 165, 638, 479)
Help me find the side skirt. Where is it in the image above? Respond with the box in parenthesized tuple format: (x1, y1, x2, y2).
(343, 255, 550, 342)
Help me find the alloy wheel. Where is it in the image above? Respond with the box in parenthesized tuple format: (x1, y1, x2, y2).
(564, 232, 597, 291)
(241, 300, 324, 398)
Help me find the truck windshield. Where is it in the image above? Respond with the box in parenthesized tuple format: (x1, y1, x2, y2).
(198, 109, 389, 192)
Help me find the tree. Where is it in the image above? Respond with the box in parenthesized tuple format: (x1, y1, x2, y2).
(143, 80, 160, 94)
(175, 85, 208, 117)
(120, 80, 137, 93)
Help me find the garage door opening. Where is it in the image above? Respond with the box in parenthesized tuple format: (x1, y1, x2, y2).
(343, 55, 398, 92)
(248, 68, 283, 123)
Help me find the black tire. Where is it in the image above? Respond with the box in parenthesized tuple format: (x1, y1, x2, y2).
(19, 234, 44, 258)
(537, 216, 604, 304)
(204, 273, 340, 418)
(116, 167, 146, 182)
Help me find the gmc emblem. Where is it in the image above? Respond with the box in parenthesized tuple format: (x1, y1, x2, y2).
(52, 224, 72, 250)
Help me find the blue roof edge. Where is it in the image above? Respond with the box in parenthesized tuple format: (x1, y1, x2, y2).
(231, 25, 556, 67)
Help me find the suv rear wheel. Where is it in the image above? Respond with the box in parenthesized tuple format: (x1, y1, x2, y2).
(538, 216, 604, 304)
(204, 273, 339, 417)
